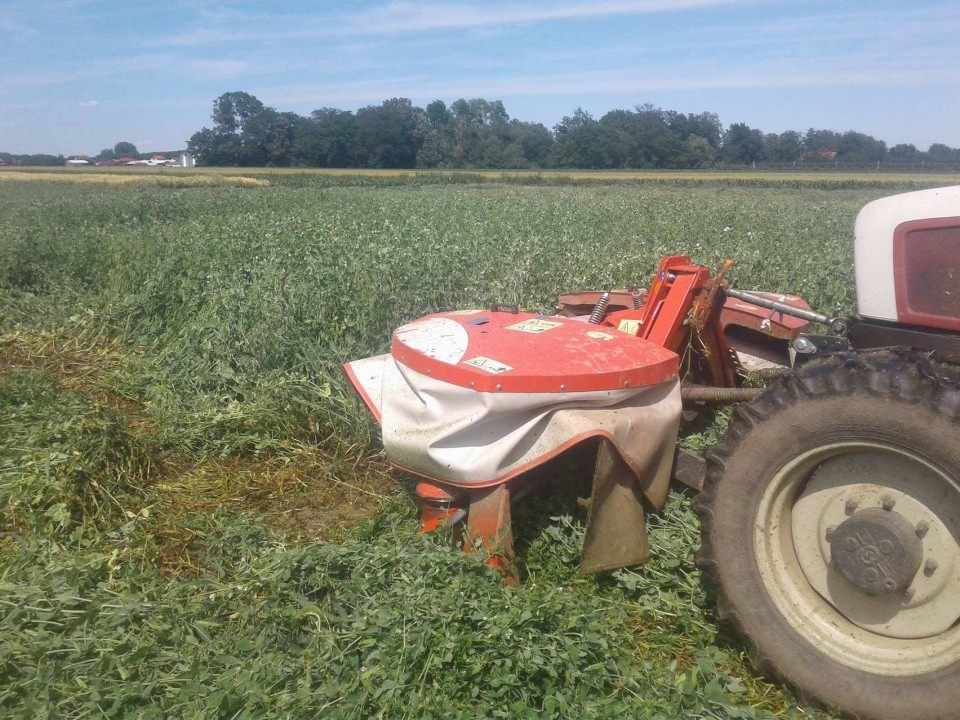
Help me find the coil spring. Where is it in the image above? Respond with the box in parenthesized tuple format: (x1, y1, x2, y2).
(588, 292, 610, 324)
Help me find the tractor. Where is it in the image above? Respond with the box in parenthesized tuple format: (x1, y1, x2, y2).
(345, 185, 960, 720)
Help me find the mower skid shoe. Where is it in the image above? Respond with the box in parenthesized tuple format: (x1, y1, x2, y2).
(580, 439, 650, 575)
(464, 484, 519, 585)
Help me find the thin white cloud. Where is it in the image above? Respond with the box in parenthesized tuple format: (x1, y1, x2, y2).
(268, 56, 960, 109)
(196, 6, 253, 23)
(0, 53, 257, 90)
(345, 0, 751, 34)
(151, 28, 250, 47)
(79, 99, 99, 108)
(152, 0, 754, 46)
(183, 59, 253, 81)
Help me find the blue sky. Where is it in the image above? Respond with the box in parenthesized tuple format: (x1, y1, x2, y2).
(2, 0, 959, 155)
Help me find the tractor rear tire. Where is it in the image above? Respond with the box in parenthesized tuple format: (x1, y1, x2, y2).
(696, 351, 960, 720)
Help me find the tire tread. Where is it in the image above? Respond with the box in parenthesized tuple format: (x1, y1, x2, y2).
(694, 350, 960, 719)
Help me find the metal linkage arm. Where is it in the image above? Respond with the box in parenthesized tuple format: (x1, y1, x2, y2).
(725, 287, 831, 326)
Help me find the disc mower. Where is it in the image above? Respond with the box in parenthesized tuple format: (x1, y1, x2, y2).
(345, 186, 960, 720)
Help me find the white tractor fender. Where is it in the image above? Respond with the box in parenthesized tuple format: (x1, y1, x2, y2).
(855, 185, 960, 324)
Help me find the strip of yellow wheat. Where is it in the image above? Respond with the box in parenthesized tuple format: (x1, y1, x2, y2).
(0, 170, 268, 187)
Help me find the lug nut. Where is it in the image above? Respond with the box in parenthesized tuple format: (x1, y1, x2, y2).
(825, 525, 837, 541)
(916, 521, 929, 539)
(845, 499, 859, 513)
(881, 495, 895, 511)
(904, 586, 915, 600)
(924, 558, 939, 575)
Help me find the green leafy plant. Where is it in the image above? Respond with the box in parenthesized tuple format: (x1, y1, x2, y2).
(0, 176, 872, 718)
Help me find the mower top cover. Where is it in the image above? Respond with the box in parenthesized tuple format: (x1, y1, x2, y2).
(389, 310, 678, 393)
(345, 310, 682, 499)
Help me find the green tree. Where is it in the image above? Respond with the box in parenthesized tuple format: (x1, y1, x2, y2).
(418, 101, 455, 167)
(450, 98, 472, 158)
(595, 105, 691, 168)
(236, 108, 305, 166)
(513, 121, 553, 166)
(803, 128, 842, 153)
(763, 130, 804, 163)
(212, 92, 265, 135)
(551, 108, 617, 168)
(446, 98, 510, 164)
(667, 111, 722, 149)
(685, 135, 716, 168)
(630, 105, 685, 167)
(837, 131, 886, 164)
(355, 98, 426, 168)
(888, 143, 923, 163)
(267, 113, 296, 166)
(293, 109, 358, 167)
(927, 143, 959, 165)
(188, 91, 279, 166)
(236, 107, 278, 165)
(425, 100, 451, 129)
(187, 127, 240, 166)
(416, 129, 449, 168)
(720, 122, 765, 164)
(113, 141, 138, 157)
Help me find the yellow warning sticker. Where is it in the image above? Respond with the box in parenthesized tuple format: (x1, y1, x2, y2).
(464, 356, 513, 374)
(446, 309, 484, 316)
(617, 319, 642, 335)
(505, 318, 563, 334)
(586, 330, 615, 341)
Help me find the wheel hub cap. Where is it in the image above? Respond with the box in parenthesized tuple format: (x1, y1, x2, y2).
(790, 449, 960, 639)
(831, 508, 923, 594)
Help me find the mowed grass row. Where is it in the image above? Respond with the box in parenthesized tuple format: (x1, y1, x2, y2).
(0, 178, 897, 718)
(0, 170, 269, 188)
(5, 163, 960, 190)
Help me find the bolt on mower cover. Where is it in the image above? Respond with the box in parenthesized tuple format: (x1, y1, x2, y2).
(344, 309, 682, 508)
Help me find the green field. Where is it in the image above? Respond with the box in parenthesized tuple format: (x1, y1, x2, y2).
(1, 175, 940, 718)
(5, 164, 960, 190)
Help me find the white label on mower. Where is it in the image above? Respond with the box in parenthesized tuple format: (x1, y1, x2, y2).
(464, 356, 513, 374)
(394, 317, 468, 364)
(617, 319, 641, 335)
(586, 330, 615, 341)
(505, 318, 563, 334)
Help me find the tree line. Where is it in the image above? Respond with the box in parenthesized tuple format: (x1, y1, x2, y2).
(2, 92, 958, 170)
(185, 91, 960, 171)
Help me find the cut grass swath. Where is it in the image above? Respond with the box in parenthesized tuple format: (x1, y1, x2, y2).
(0, 176, 861, 718)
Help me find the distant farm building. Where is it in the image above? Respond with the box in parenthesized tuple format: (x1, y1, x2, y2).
(94, 154, 194, 168)
(90, 153, 197, 167)
(66, 158, 90, 165)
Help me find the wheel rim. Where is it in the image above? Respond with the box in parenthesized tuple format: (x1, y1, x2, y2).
(754, 441, 960, 676)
